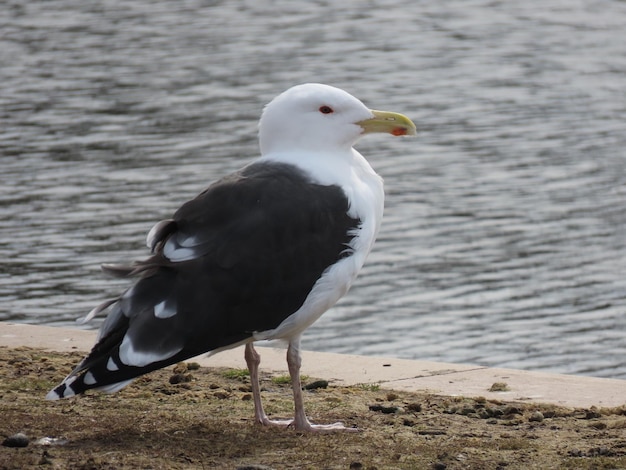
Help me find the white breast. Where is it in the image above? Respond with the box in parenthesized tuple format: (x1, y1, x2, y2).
(254, 149, 384, 341)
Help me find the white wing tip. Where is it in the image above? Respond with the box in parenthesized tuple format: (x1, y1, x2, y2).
(45, 389, 61, 400)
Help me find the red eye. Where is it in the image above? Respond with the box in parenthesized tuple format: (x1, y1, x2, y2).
(319, 106, 334, 114)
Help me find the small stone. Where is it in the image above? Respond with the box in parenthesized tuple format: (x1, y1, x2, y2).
(386, 392, 399, 401)
(2, 433, 29, 448)
(529, 411, 544, 422)
(303, 380, 328, 390)
(369, 404, 400, 414)
(502, 406, 522, 416)
(584, 409, 601, 419)
(214, 391, 230, 399)
(432, 463, 447, 470)
(489, 382, 510, 392)
(349, 463, 363, 470)
(592, 447, 612, 456)
(187, 362, 201, 370)
(169, 373, 192, 385)
(241, 393, 252, 401)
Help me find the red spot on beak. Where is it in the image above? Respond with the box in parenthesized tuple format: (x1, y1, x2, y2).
(391, 128, 407, 136)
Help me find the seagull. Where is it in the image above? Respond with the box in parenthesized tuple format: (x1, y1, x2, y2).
(46, 83, 416, 432)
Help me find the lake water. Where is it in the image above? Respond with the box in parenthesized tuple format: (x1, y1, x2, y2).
(2, 0, 625, 379)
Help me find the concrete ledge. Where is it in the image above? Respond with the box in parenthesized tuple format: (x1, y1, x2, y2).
(1, 322, 624, 409)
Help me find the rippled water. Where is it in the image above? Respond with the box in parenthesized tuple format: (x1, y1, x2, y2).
(2, 0, 625, 378)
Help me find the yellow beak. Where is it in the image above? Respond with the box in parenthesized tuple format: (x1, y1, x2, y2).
(357, 110, 417, 137)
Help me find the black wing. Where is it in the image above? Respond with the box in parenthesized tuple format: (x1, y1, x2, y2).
(48, 161, 360, 398)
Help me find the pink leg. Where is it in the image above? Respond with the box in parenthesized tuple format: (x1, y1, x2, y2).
(286, 337, 358, 432)
(244, 342, 291, 427)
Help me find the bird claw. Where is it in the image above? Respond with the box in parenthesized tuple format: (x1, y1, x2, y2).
(257, 417, 294, 428)
(298, 421, 360, 433)
(257, 415, 358, 432)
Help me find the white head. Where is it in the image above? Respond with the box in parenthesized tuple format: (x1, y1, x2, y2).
(259, 83, 373, 156)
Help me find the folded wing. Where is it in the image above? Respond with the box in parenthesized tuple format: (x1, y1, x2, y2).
(47, 161, 360, 399)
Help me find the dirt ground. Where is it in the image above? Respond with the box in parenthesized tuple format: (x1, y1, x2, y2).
(1, 346, 625, 470)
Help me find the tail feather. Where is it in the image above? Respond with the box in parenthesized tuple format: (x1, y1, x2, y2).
(46, 371, 134, 400)
(47, 301, 142, 400)
(47, 251, 252, 401)
(45, 345, 136, 400)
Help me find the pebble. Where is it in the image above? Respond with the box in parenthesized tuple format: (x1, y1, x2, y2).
(529, 411, 544, 422)
(503, 406, 522, 416)
(2, 433, 29, 448)
(489, 382, 510, 392)
(584, 409, 602, 419)
(169, 373, 192, 385)
(369, 404, 403, 414)
(303, 380, 328, 390)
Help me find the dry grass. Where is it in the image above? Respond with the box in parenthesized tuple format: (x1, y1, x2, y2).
(1, 346, 626, 469)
